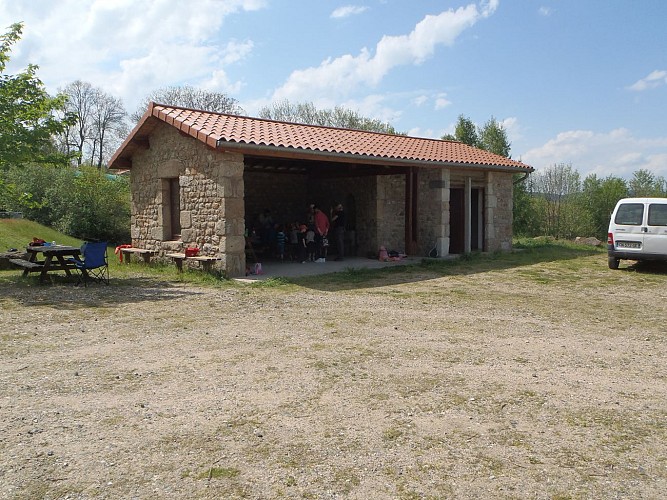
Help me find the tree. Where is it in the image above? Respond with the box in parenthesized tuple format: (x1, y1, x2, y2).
(442, 115, 478, 146)
(478, 117, 511, 157)
(628, 169, 666, 197)
(0, 22, 70, 171)
(530, 163, 582, 238)
(89, 92, 127, 169)
(442, 115, 511, 157)
(131, 85, 244, 122)
(57, 80, 128, 168)
(258, 99, 401, 134)
(581, 174, 628, 240)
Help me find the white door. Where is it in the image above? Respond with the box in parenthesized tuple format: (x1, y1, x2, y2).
(643, 202, 667, 255)
(611, 202, 645, 255)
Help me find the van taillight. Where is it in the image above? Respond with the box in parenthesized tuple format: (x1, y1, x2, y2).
(607, 232, 614, 245)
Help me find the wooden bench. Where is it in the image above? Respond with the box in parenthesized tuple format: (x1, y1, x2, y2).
(120, 247, 155, 264)
(186, 255, 219, 273)
(165, 252, 186, 272)
(9, 258, 44, 271)
(165, 253, 219, 273)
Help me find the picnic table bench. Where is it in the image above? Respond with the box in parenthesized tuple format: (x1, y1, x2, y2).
(9, 258, 44, 271)
(120, 247, 155, 264)
(165, 252, 219, 273)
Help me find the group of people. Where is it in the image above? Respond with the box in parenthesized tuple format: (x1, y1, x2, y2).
(250, 202, 346, 263)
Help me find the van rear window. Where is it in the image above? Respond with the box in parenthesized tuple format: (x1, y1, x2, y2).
(648, 203, 667, 226)
(615, 203, 644, 225)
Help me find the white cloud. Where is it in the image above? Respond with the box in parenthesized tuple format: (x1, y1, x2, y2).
(270, 1, 496, 103)
(413, 95, 428, 107)
(1, 0, 265, 109)
(522, 128, 667, 179)
(628, 70, 667, 91)
(538, 6, 553, 17)
(331, 5, 368, 19)
(500, 116, 521, 141)
(434, 93, 452, 110)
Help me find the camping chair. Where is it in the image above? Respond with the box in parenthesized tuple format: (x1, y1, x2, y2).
(72, 241, 110, 286)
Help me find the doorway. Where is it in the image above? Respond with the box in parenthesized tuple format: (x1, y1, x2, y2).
(449, 188, 484, 254)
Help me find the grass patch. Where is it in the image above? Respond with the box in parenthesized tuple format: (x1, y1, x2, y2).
(197, 467, 240, 480)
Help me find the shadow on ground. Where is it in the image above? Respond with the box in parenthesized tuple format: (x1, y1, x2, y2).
(0, 274, 209, 309)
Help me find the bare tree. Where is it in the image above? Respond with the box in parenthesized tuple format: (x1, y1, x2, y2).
(89, 93, 127, 169)
(58, 81, 128, 168)
(59, 80, 95, 166)
(258, 99, 401, 134)
(131, 85, 244, 122)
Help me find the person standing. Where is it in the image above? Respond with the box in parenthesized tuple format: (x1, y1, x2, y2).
(331, 202, 346, 261)
(313, 205, 330, 262)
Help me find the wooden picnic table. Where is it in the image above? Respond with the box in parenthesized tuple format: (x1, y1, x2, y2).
(11, 244, 82, 283)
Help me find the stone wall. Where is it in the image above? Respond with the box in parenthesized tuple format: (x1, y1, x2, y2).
(485, 171, 513, 251)
(130, 123, 245, 277)
(376, 175, 406, 254)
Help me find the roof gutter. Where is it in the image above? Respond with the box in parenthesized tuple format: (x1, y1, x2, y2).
(513, 171, 532, 184)
(215, 140, 533, 174)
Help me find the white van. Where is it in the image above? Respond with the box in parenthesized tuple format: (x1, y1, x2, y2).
(607, 197, 667, 269)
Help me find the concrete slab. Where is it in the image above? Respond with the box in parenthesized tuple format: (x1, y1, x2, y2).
(234, 256, 420, 282)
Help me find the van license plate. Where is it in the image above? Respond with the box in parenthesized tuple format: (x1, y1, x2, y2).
(617, 241, 641, 249)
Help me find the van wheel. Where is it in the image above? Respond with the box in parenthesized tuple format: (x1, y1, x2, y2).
(608, 256, 620, 270)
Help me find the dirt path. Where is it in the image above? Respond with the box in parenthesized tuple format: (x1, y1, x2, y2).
(1, 253, 666, 499)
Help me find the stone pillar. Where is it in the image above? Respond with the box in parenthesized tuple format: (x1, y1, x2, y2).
(213, 152, 246, 277)
(436, 169, 450, 257)
(464, 176, 472, 254)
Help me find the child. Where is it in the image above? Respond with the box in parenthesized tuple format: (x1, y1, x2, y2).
(275, 224, 287, 261)
(288, 222, 299, 261)
(305, 226, 316, 262)
(297, 224, 308, 263)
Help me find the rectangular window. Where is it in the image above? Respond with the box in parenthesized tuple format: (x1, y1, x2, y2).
(615, 203, 644, 226)
(166, 178, 181, 240)
(648, 203, 667, 226)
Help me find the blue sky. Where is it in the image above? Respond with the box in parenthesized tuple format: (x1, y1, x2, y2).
(2, 0, 666, 179)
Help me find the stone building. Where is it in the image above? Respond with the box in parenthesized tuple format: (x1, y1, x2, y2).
(109, 103, 533, 277)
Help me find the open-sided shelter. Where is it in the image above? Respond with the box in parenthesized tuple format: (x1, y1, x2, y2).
(109, 103, 533, 277)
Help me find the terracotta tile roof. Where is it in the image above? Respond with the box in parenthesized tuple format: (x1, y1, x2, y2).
(109, 102, 533, 172)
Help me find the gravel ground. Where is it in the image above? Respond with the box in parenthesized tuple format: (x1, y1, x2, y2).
(1, 253, 666, 499)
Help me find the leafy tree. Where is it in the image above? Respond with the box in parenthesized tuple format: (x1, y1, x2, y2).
(131, 85, 244, 122)
(581, 174, 628, 239)
(628, 169, 666, 197)
(512, 175, 538, 236)
(442, 115, 510, 156)
(6, 164, 130, 243)
(0, 23, 71, 171)
(258, 99, 401, 134)
(478, 117, 511, 157)
(442, 114, 478, 146)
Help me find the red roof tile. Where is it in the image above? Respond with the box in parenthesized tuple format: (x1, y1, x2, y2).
(109, 103, 533, 172)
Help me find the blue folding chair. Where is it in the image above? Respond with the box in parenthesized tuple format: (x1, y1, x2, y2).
(73, 241, 110, 286)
